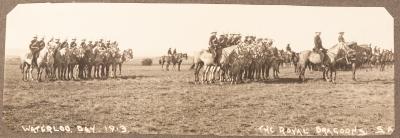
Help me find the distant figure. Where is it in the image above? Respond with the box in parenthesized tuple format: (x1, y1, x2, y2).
(168, 48, 172, 56)
(286, 44, 292, 52)
(338, 32, 345, 43)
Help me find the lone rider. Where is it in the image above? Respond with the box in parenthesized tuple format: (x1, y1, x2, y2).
(338, 32, 345, 43)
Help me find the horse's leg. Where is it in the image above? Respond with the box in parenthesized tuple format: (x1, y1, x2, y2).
(202, 65, 209, 83)
(37, 66, 41, 82)
(119, 63, 122, 75)
(352, 63, 357, 81)
(29, 66, 34, 81)
(21, 64, 26, 81)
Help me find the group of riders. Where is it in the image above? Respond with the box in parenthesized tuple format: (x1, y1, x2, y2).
(191, 31, 394, 84)
(24, 35, 133, 81)
(30, 36, 119, 63)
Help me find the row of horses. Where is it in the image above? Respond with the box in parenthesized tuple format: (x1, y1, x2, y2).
(20, 42, 133, 82)
(191, 41, 393, 84)
(192, 42, 284, 84)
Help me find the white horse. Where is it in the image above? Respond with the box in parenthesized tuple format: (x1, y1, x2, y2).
(20, 48, 35, 81)
(36, 46, 55, 82)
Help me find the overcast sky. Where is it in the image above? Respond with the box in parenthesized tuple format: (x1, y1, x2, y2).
(5, 3, 393, 57)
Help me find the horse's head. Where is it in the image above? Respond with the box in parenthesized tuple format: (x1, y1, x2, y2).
(124, 49, 133, 60)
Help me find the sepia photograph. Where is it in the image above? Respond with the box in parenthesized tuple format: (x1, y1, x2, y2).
(2, 3, 395, 136)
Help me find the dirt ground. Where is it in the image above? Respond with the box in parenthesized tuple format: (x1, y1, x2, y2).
(2, 60, 395, 136)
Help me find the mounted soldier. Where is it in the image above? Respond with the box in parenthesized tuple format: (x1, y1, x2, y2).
(70, 38, 77, 48)
(218, 34, 228, 48)
(98, 39, 105, 48)
(338, 32, 345, 43)
(106, 40, 111, 48)
(244, 36, 250, 45)
(286, 44, 292, 52)
(313, 32, 325, 53)
(167, 48, 172, 56)
(87, 41, 94, 49)
(233, 34, 242, 45)
(30, 36, 44, 67)
(173, 48, 177, 55)
(60, 39, 69, 49)
(227, 33, 235, 46)
(208, 32, 219, 62)
(80, 39, 87, 49)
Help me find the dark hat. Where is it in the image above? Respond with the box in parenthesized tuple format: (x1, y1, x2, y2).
(339, 32, 344, 34)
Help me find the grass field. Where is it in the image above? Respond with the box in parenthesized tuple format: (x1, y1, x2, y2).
(2, 59, 395, 136)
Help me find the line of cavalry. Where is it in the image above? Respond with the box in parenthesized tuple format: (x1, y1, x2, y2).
(20, 36, 133, 82)
(20, 32, 393, 84)
(190, 32, 394, 84)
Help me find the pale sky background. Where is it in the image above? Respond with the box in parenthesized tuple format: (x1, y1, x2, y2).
(5, 3, 393, 57)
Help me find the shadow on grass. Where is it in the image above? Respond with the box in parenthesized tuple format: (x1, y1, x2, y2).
(346, 79, 394, 85)
(119, 75, 154, 79)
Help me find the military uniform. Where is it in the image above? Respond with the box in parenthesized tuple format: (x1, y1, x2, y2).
(218, 35, 228, 48)
(338, 32, 345, 43)
(87, 42, 94, 49)
(209, 33, 219, 48)
(80, 41, 86, 49)
(60, 41, 69, 49)
(173, 49, 177, 55)
(286, 44, 291, 52)
(70, 41, 77, 48)
(233, 35, 241, 45)
(168, 48, 172, 56)
(313, 34, 323, 52)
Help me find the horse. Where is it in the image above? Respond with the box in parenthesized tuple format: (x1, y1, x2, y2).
(292, 52, 300, 73)
(111, 48, 133, 78)
(20, 47, 36, 81)
(298, 42, 357, 83)
(171, 53, 188, 71)
(54, 46, 69, 80)
(192, 49, 219, 83)
(347, 43, 372, 80)
(36, 46, 56, 82)
(159, 55, 172, 71)
(92, 47, 110, 79)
